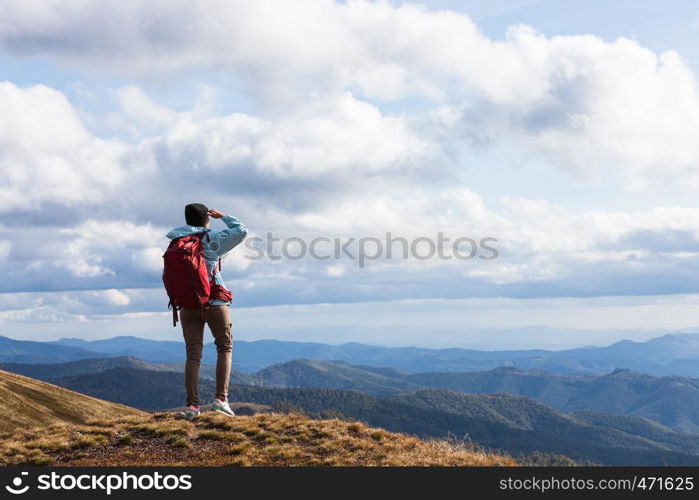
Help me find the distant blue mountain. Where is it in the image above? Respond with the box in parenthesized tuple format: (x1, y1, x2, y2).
(51, 336, 186, 363)
(0, 336, 109, 363)
(8, 351, 699, 435)
(0, 356, 179, 380)
(5, 332, 699, 377)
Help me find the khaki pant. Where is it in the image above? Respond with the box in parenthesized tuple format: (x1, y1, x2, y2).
(180, 305, 232, 407)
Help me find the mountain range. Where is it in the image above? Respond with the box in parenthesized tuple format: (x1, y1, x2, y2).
(6, 354, 699, 433)
(6, 331, 699, 464)
(22, 364, 699, 465)
(5, 332, 699, 377)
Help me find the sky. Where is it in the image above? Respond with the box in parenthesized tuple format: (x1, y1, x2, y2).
(2, 0, 699, 348)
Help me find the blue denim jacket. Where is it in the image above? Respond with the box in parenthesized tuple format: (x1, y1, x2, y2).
(166, 215, 248, 306)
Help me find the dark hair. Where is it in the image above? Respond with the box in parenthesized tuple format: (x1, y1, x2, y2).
(185, 203, 209, 226)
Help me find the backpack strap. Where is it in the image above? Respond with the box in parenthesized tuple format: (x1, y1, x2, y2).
(167, 299, 180, 327)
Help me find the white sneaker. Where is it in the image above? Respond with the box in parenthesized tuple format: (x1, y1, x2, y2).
(180, 405, 201, 420)
(212, 399, 235, 417)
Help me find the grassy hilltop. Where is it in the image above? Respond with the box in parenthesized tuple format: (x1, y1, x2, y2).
(0, 369, 142, 433)
(0, 412, 516, 466)
(0, 369, 514, 466)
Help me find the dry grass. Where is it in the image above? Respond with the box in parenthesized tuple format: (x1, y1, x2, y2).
(0, 411, 517, 466)
(0, 369, 144, 434)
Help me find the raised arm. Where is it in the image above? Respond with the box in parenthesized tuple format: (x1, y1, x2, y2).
(207, 209, 248, 257)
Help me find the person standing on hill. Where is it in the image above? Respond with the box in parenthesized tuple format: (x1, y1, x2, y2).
(163, 203, 248, 419)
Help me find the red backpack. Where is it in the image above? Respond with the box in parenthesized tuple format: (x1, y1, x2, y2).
(162, 233, 211, 326)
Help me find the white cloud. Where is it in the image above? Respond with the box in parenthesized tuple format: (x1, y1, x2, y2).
(113, 85, 177, 135)
(0, 82, 132, 212)
(150, 91, 429, 180)
(0, 240, 10, 261)
(136, 247, 165, 273)
(55, 220, 167, 280)
(83, 289, 131, 306)
(326, 265, 346, 277)
(1, 1, 699, 185)
(1, 0, 699, 323)
(0, 1, 561, 105)
(472, 38, 699, 185)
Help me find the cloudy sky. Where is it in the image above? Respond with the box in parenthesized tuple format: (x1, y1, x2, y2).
(2, 0, 699, 348)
